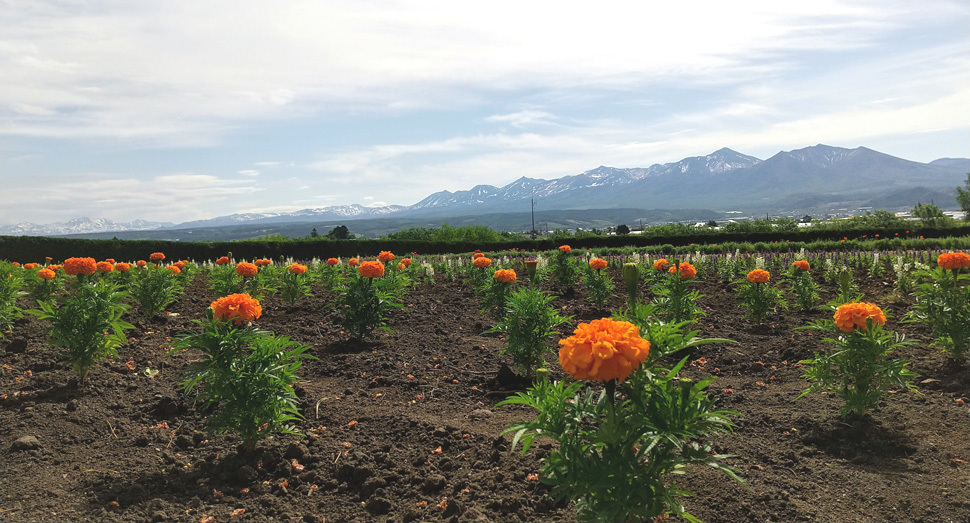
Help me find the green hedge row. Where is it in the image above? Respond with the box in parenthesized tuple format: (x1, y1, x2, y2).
(2, 224, 969, 263)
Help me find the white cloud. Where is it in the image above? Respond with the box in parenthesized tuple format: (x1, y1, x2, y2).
(0, 173, 263, 224)
(4, 0, 960, 144)
(0, 1, 967, 225)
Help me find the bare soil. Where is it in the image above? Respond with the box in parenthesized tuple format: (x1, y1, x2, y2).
(2, 266, 968, 523)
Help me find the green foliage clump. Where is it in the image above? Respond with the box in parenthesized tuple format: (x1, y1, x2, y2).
(29, 280, 133, 384)
(172, 309, 313, 448)
(338, 269, 403, 340)
(500, 354, 741, 522)
(907, 264, 970, 360)
(800, 312, 917, 418)
(0, 264, 26, 335)
(490, 287, 570, 377)
(130, 265, 184, 316)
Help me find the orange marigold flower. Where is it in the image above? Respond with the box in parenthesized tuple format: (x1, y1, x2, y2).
(235, 262, 258, 278)
(23, 263, 37, 270)
(175, 260, 188, 269)
(589, 258, 608, 271)
(114, 262, 131, 272)
(747, 269, 770, 284)
(326, 258, 340, 266)
(358, 260, 385, 278)
(64, 257, 97, 276)
(255, 259, 272, 267)
(136, 260, 147, 268)
(937, 252, 970, 270)
(833, 302, 887, 333)
(12, 262, 21, 267)
(396, 262, 407, 271)
(149, 252, 165, 261)
(37, 268, 56, 281)
(473, 252, 485, 259)
(167, 265, 181, 274)
(378, 251, 395, 263)
(653, 258, 670, 272)
(348, 258, 359, 267)
(105, 258, 115, 264)
(669, 262, 697, 280)
(401, 258, 412, 267)
(288, 263, 307, 275)
(558, 318, 650, 383)
(494, 269, 517, 284)
(211, 293, 262, 324)
(215, 256, 230, 265)
(473, 256, 492, 269)
(559, 245, 571, 254)
(792, 260, 811, 272)
(96, 261, 114, 273)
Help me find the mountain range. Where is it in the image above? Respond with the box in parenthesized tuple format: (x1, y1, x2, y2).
(3, 144, 967, 240)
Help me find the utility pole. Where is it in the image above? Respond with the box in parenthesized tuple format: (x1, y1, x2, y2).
(531, 191, 537, 239)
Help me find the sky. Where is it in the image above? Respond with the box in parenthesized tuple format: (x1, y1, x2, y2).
(2, 0, 969, 227)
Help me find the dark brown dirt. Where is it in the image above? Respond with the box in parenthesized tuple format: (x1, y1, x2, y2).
(1, 266, 968, 523)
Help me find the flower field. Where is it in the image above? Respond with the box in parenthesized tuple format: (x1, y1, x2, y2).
(1, 248, 968, 522)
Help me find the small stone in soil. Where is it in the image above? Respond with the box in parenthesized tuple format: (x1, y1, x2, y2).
(10, 435, 42, 451)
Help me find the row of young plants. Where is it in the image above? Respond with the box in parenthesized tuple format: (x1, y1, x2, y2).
(442, 245, 970, 520)
(2, 245, 969, 522)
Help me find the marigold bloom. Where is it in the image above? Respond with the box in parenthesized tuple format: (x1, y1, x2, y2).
(288, 263, 308, 275)
(114, 262, 131, 272)
(210, 293, 262, 324)
(326, 258, 340, 266)
(747, 269, 770, 284)
(653, 258, 670, 272)
(401, 258, 412, 267)
(105, 258, 115, 264)
(37, 268, 56, 281)
(235, 262, 258, 278)
(396, 262, 407, 271)
(378, 251, 395, 263)
(12, 262, 21, 268)
(96, 261, 114, 273)
(833, 302, 887, 333)
(559, 245, 571, 254)
(358, 260, 385, 278)
(494, 269, 517, 284)
(589, 258, 608, 271)
(473, 252, 485, 259)
(348, 258, 359, 267)
(64, 257, 97, 276)
(136, 260, 147, 268)
(473, 256, 492, 269)
(149, 252, 165, 262)
(792, 260, 811, 272)
(937, 252, 970, 270)
(23, 263, 37, 270)
(669, 262, 697, 280)
(255, 259, 272, 267)
(167, 265, 181, 274)
(558, 318, 650, 383)
(215, 256, 230, 265)
(175, 260, 188, 269)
